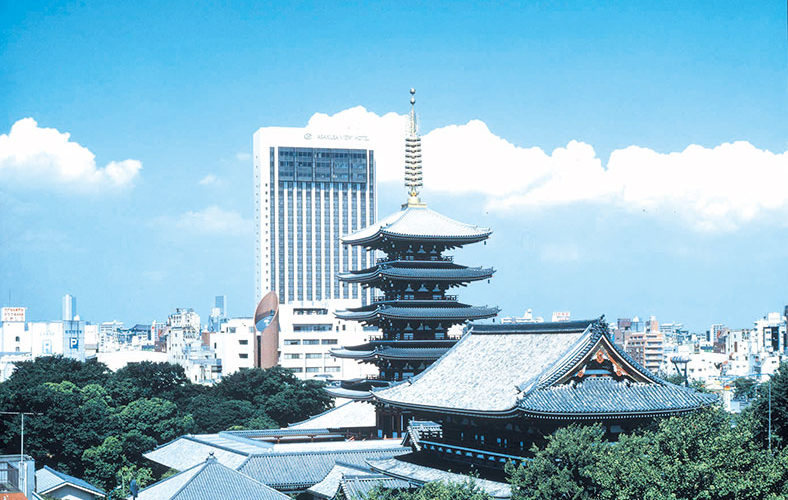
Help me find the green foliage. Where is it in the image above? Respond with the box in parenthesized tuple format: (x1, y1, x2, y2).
(749, 362, 788, 451)
(507, 408, 788, 500)
(362, 479, 492, 500)
(733, 377, 758, 399)
(114, 397, 194, 443)
(506, 424, 608, 500)
(0, 357, 333, 487)
(212, 366, 332, 427)
(661, 372, 686, 386)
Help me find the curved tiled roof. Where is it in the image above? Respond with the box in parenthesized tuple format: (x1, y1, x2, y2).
(519, 377, 718, 418)
(342, 206, 491, 247)
(338, 265, 495, 284)
(237, 446, 410, 491)
(373, 320, 593, 415)
(367, 458, 511, 499)
(330, 345, 450, 361)
(324, 386, 376, 400)
(135, 456, 289, 500)
(287, 400, 376, 430)
(373, 318, 717, 418)
(336, 305, 499, 322)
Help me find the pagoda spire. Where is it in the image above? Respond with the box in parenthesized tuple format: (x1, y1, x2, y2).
(404, 88, 425, 207)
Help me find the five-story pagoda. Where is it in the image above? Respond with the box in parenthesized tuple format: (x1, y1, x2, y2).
(327, 90, 498, 400)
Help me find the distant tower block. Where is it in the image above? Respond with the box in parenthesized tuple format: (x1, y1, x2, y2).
(62, 294, 76, 321)
(254, 291, 280, 369)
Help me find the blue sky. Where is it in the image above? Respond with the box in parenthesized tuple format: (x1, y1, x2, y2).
(1, 1, 786, 331)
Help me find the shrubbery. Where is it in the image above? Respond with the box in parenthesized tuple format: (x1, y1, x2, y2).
(0, 357, 332, 493)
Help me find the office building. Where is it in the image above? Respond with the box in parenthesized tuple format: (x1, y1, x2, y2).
(62, 293, 76, 321)
(210, 318, 257, 377)
(278, 300, 378, 381)
(253, 126, 376, 305)
(208, 295, 228, 333)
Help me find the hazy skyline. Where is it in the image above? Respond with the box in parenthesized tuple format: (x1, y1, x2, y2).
(1, 1, 787, 330)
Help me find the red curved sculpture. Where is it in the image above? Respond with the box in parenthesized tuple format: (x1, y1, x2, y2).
(254, 291, 279, 369)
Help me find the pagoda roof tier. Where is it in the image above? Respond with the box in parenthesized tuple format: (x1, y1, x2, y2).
(331, 340, 457, 361)
(331, 346, 451, 361)
(372, 319, 717, 419)
(338, 263, 495, 285)
(324, 386, 376, 401)
(342, 206, 491, 248)
(335, 304, 499, 323)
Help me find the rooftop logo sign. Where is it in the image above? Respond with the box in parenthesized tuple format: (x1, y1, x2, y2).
(304, 132, 369, 141)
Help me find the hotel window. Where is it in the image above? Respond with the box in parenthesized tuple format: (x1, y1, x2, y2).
(305, 353, 321, 359)
(239, 353, 249, 359)
(321, 339, 338, 345)
(239, 339, 248, 345)
(284, 353, 301, 359)
(284, 339, 301, 345)
(305, 367, 320, 373)
(325, 366, 340, 372)
(303, 339, 320, 345)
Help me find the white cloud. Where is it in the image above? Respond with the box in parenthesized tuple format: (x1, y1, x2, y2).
(235, 152, 251, 161)
(0, 118, 141, 191)
(540, 243, 581, 263)
(306, 107, 788, 232)
(199, 174, 220, 186)
(155, 206, 250, 235)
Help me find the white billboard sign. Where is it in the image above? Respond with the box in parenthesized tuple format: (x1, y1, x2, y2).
(1, 307, 26, 323)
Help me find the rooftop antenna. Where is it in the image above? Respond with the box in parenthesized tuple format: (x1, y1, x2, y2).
(0, 411, 42, 497)
(404, 88, 425, 208)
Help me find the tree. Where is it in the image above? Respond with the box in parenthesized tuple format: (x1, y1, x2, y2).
(113, 362, 191, 402)
(2, 381, 115, 476)
(113, 398, 194, 443)
(506, 424, 608, 500)
(213, 367, 332, 427)
(750, 362, 788, 451)
(82, 434, 155, 495)
(1, 356, 109, 393)
(188, 395, 274, 433)
(733, 377, 758, 400)
(507, 408, 788, 500)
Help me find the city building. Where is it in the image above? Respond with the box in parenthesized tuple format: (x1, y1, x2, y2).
(0, 302, 90, 381)
(613, 315, 664, 374)
(208, 295, 228, 333)
(327, 90, 497, 400)
(277, 301, 378, 381)
(500, 309, 544, 324)
(62, 294, 76, 321)
(0, 319, 85, 361)
(255, 291, 280, 369)
(253, 124, 376, 305)
(210, 318, 257, 377)
(0, 454, 36, 499)
(166, 327, 220, 384)
(167, 308, 201, 332)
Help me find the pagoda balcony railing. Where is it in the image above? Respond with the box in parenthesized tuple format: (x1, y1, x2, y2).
(376, 255, 454, 264)
(419, 439, 529, 467)
(373, 295, 458, 303)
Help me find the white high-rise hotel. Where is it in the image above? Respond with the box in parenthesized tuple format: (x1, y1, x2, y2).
(253, 127, 376, 305)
